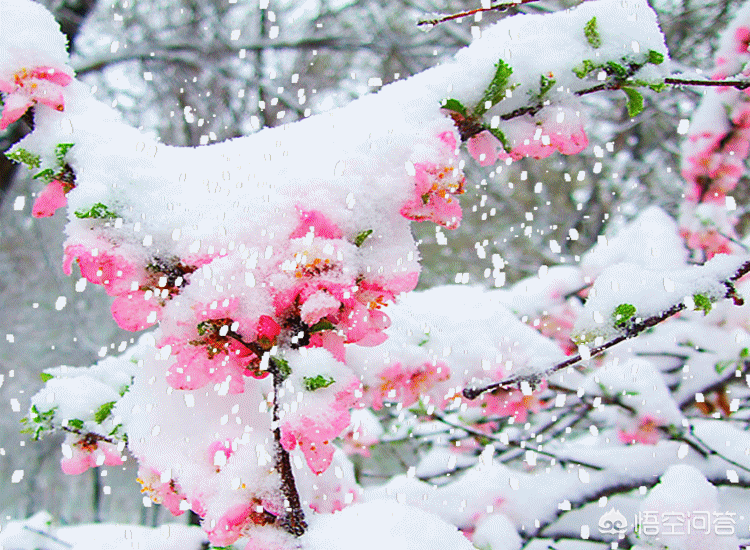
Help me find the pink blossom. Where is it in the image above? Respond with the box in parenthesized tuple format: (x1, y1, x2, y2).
(400, 161, 465, 229)
(300, 289, 341, 326)
(343, 303, 390, 347)
(734, 26, 750, 54)
(308, 331, 346, 363)
(369, 361, 450, 410)
(167, 341, 249, 393)
(307, 484, 357, 514)
(136, 466, 188, 516)
(618, 415, 662, 445)
(467, 131, 501, 166)
(290, 208, 343, 240)
(0, 66, 72, 129)
(207, 500, 278, 546)
(111, 290, 162, 331)
(208, 439, 234, 470)
(340, 420, 379, 457)
(60, 440, 123, 475)
(32, 179, 68, 218)
(207, 503, 254, 546)
(478, 387, 546, 422)
(63, 245, 142, 296)
(680, 227, 733, 259)
(280, 378, 360, 474)
(281, 414, 348, 474)
(400, 132, 465, 229)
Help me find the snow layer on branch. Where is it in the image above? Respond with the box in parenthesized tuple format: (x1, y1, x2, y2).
(573, 254, 746, 343)
(583, 358, 683, 425)
(347, 285, 564, 409)
(636, 465, 741, 550)
(581, 206, 689, 278)
(0, 511, 208, 550)
(300, 500, 475, 550)
(448, 0, 668, 113)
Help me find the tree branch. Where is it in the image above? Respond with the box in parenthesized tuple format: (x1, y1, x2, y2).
(463, 259, 750, 400)
(269, 357, 307, 537)
(664, 77, 750, 89)
(417, 0, 542, 27)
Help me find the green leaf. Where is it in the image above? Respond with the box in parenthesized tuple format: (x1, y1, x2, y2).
(647, 50, 664, 65)
(74, 202, 117, 219)
(714, 360, 733, 374)
(109, 423, 123, 437)
(6, 148, 41, 169)
(67, 418, 84, 430)
(572, 59, 597, 79)
(487, 127, 511, 152)
(196, 320, 211, 336)
(270, 357, 291, 380)
(309, 319, 336, 333)
(622, 87, 644, 117)
(633, 79, 666, 93)
(539, 74, 556, 97)
(418, 336, 430, 347)
(693, 293, 712, 315)
(94, 401, 116, 424)
(33, 168, 55, 183)
(303, 375, 336, 391)
(55, 143, 74, 166)
(740, 347, 749, 359)
(475, 59, 513, 116)
(584, 17, 602, 49)
(440, 98, 468, 117)
(39, 373, 54, 383)
(613, 303, 636, 327)
(353, 229, 373, 247)
(606, 61, 628, 79)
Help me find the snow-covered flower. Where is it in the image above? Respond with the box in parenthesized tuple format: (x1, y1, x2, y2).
(0, 66, 72, 129)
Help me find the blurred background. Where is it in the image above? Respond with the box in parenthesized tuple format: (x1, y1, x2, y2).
(0, 0, 745, 526)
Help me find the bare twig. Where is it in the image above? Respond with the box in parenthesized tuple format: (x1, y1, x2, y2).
(417, 0, 541, 26)
(431, 411, 605, 470)
(463, 259, 750, 400)
(665, 77, 750, 89)
(269, 357, 307, 536)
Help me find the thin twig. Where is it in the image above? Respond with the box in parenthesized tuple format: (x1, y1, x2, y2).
(269, 358, 307, 536)
(22, 526, 73, 548)
(463, 259, 750, 400)
(431, 411, 605, 470)
(665, 77, 750, 89)
(417, 0, 541, 26)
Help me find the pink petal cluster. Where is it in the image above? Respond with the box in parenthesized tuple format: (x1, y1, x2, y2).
(207, 499, 279, 546)
(0, 66, 72, 129)
(32, 179, 69, 218)
(64, 242, 200, 331)
(136, 466, 189, 516)
(466, 108, 588, 166)
(400, 132, 466, 229)
(678, 189, 739, 260)
(272, 209, 416, 360)
(477, 387, 546, 423)
(618, 415, 663, 445)
(280, 377, 360, 474)
(60, 437, 123, 475)
(368, 360, 451, 410)
(161, 303, 275, 394)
